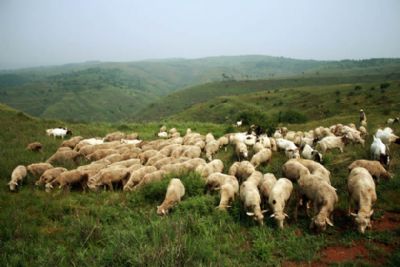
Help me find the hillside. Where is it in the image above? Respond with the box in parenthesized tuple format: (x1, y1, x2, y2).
(1, 82, 400, 266)
(140, 72, 400, 122)
(1, 56, 400, 122)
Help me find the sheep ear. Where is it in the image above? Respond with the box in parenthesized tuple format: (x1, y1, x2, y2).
(350, 212, 357, 217)
(270, 213, 275, 218)
(246, 212, 255, 217)
(284, 213, 289, 218)
(370, 210, 374, 216)
(326, 218, 334, 227)
(214, 186, 221, 191)
(261, 210, 268, 214)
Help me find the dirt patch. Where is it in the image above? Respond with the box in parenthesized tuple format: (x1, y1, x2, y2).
(282, 260, 326, 267)
(321, 243, 368, 263)
(373, 212, 400, 231)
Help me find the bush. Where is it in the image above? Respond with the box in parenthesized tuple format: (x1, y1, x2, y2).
(354, 85, 362, 90)
(236, 110, 273, 130)
(380, 82, 390, 89)
(277, 110, 308, 124)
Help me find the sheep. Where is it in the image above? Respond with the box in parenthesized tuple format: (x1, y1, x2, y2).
(317, 136, 346, 153)
(370, 136, 390, 166)
(240, 180, 266, 225)
(347, 167, 377, 234)
(159, 144, 182, 156)
(216, 176, 239, 210)
(359, 126, 368, 138)
(206, 173, 237, 191)
(235, 141, 248, 160)
(205, 133, 215, 143)
(276, 138, 297, 152)
(282, 160, 310, 184)
(86, 149, 118, 161)
(88, 167, 131, 191)
(61, 136, 84, 149)
(268, 178, 293, 229)
(36, 167, 67, 186)
(134, 170, 167, 190)
(285, 147, 300, 159)
(152, 157, 177, 170)
(259, 173, 277, 204)
(46, 128, 72, 139)
(269, 137, 277, 152)
(301, 144, 323, 163)
(297, 174, 338, 232)
(26, 142, 43, 152)
(8, 165, 27, 191)
(157, 178, 185, 215)
(195, 159, 224, 179)
(250, 148, 272, 168)
(160, 125, 167, 132)
(46, 150, 82, 164)
(205, 140, 220, 161)
(228, 161, 255, 182)
(27, 163, 53, 178)
(253, 142, 265, 153)
(236, 120, 243, 127)
(217, 136, 229, 149)
(120, 139, 142, 145)
(109, 158, 141, 168)
(375, 127, 400, 145)
(296, 158, 331, 183)
(103, 131, 126, 142)
(123, 166, 157, 191)
(103, 153, 124, 164)
(139, 149, 160, 164)
(158, 131, 168, 138)
(45, 170, 88, 192)
(348, 160, 392, 182)
(146, 153, 167, 167)
(387, 117, 400, 124)
(344, 131, 365, 147)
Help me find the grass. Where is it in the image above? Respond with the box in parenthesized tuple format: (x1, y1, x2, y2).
(0, 75, 400, 266)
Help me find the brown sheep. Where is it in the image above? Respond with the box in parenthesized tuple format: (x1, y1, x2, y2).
(26, 142, 43, 152)
(27, 163, 54, 178)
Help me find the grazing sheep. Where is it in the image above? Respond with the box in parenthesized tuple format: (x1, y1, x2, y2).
(301, 144, 323, 163)
(27, 163, 53, 178)
(26, 142, 43, 152)
(134, 170, 167, 190)
(206, 173, 237, 191)
(139, 149, 159, 164)
(46, 128, 72, 139)
(228, 161, 255, 182)
(269, 178, 293, 229)
(36, 167, 67, 186)
(317, 136, 347, 153)
(236, 120, 243, 127)
(157, 178, 185, 215)
(240, 180, 266, 225)
(370, 136, 390, 166)
(253, 142, 265, 153)
(205, 140, 220, 161)
(75, 138, 104, 150)
(61, 136, 84, 149)
(217, 178, 239, 210)
(8, 165, 27, 191)
(250, 148, 272, 168)
(45, 170, 88, 192)
(205, 133, 215, 143)
(88, 167, 131, 191)
(282, 159, 310, 182)
(269, 137, 277, 152)
(296, 158, 331, 184)
(123, 166, 157, 191)
(46, 150, 82, 164)
(152, 157, 177, 170)
(146, 153, 167, 167)
(158, 131, 168, 138)
(297, 174, 338, 232)
(348, 167, 377, 234)
(348, 160, 392, 182)
(245, 171, 264, 186)
(120, 139, 142, 145)
(103, 153, 124, 164)
(259, 173, 277, 204)
(359, 126, 368, 138)
(217, 136, 229, 149)
(104, 131, 126, 142)
(195, 159, 224, 179)
(109, 158, 141, 168)
(235, 141, 248, 160)
(86, 149, 118, 161)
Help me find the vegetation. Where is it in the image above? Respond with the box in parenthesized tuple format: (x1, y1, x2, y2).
(1, 56, 400, 122)
(1, 78, 400, 266)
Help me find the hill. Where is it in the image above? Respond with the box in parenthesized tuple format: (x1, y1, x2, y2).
(1, 88, 400, 265)
(1, 56, 400, 121)
(140, 72, 400, 122)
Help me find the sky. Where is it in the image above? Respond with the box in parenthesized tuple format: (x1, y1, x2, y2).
(0, 0, 399, 69)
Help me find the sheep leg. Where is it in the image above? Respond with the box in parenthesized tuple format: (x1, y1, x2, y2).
(108, 182, 114, 191)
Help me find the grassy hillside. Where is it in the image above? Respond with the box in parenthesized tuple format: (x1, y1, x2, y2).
(141, 72, 400, 121)
(1, 56, 400, 122)
(0, 99, 400, 266)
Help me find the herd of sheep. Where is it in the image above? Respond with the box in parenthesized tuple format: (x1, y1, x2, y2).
(7, 120, 399, 234)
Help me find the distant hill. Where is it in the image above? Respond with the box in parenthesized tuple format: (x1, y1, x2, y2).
(1, 56, 400, 122)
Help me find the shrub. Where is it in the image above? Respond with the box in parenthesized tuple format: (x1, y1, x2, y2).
(277, 110, 308, 124)
(354, 85, 362, 90)
(380, 82, 390, 89)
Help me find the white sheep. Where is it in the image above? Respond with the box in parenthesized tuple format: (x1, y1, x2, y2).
(347, 167, 377, 234)
(370, 136, 389, 166)
(301, 144, 323, 163)
(27, 163, 54, 178)
(387, 117, 400, 124)
(240, 180, 266, 225)
(157, 178, 185, 215)
(250, 148, 272, 168)
(8, 165, 27, 191)
(268, 178, 293, 229)
(205, 140, 220, 161)
(123, 166, 157, 191)
(259, 173, 277, 204)
(375, 127, 400, 145)
(235, 141, 248, 160)
(228, 161, 255, 182)
(195, 159, 224, 179)
(88, 167, 131, 191)
(45, 170, 88, 192)
(317, 136, 346, 153)
(348, 160, 392, 182)
(36, 167, 67, 186)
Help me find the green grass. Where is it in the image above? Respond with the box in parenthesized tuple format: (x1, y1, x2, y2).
(0, 75, 400, 266)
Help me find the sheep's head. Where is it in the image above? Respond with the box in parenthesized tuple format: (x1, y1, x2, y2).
(157, 206, 168, 216)
(270, 212, 288, 229)
(312, 214, 334, 232)
(312, 150, 323, 163)
(45, 183, 53, 193)
(352, 210, 373, 234)
(8, 181, 18, 191)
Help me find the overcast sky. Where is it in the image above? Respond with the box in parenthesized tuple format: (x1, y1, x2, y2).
(0, 0, 399, 69)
